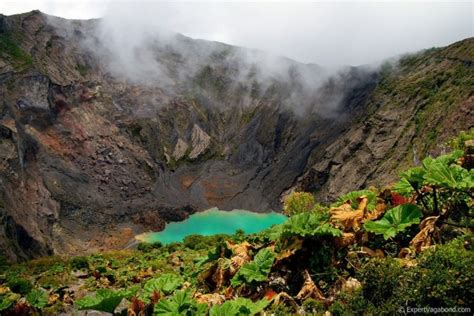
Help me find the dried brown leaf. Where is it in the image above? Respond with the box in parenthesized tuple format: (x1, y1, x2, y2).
(334, 232, 356, 248)
(226, 241, 252, 275)
(330, 200, 365, 231)
(272, 292, 300, 310)
(398, 247, 412, 259)
(194, 293, 226, 306)
(364, 202, 386, 221)
(358, 246, 384, 258)
(296, 270, 325, 301)
(410, 216, 439, 253)
(48, 293, 60, 305)
(275, 238, 303, 261)
(128, 296, 146, 316)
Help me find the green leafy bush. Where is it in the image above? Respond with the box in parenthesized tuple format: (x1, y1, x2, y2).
(70, 256, 89, 270)
(449, 128, 474, 150)
(354, 257, 405, 313)
(137, 241, 163, 252)
(396, 237, 474, 307)
(183, 235, 217, 250)
(7, 278, 32, 295)
(364, 204, 422, 239)
(275, 212, 342, 239)
(26, 289, 48, 309)
(283, 192, 315, 215)
(351, 237, 474, 313)
(231, 248, 275, 287)
(393, 150, 472, 219)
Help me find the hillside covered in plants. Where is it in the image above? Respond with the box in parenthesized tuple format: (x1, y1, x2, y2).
(1, 131, 472, 315)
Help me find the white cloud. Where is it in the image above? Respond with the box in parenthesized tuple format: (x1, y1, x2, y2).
(0, 1, 472, 66)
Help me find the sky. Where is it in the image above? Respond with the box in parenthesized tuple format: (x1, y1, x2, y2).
(0, 1, 472, 67)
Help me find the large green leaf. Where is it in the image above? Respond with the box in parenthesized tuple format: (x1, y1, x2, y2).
(154, 290, 207, 316)
(209, 298, 269, 316)
(397, 166, 426, 191)
(394, 150, 471, 195)
(76, 287, 138, 313)
(279, 212, 342, 239)
(364, 204, 422, 239)
(393, 177, 416, 197)
(424, 162, 472, 190)
(231, 248, 275, 287)
(0, 295, 16, 311)
(76, 289, 124, 313)
(26, 289, 48, 309)
(144, 273, 183, 296)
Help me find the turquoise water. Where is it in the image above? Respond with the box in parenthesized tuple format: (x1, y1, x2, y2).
(136, 208, 287, 244)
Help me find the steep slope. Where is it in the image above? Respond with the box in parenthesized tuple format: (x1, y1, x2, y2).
(0, 11, 472, 261)
(295, 39, 474, 201)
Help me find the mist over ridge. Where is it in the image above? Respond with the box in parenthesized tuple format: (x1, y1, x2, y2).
(43, 8, 381, 118)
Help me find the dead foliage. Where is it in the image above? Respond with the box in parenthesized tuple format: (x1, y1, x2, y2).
(194, 292, 226, 306)
(410, 216, 440, 252)
(296, 270, 326, 301)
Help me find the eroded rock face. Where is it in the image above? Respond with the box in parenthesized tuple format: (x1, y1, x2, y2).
(0, 11, 472, 260)
(189, 124, 211, 159)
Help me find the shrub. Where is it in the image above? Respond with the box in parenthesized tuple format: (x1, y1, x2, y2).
(7, 278, 33, 295)
(356, 257, 404, 311)
(183, 235, 208, 250)
(70, 256, 89, 270)
(353, 237, 474, 313)
(396, 237, 474, 307)
(302, 298, 325, 314)
(137, 241, 163, 252)
(283, 192, 315, 216)
(449, 128, 474, 151)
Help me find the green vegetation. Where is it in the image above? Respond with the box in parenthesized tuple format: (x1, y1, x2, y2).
(76, 288, 138, 313)
(0, 32, 33, 69)
(26, 289, 48, 309)
(364, 204, 422, 239)
(0, 131, 472, 314)
(283, 191, 315, 215)
(75, 63, 89, 76)
(70, 256, 89, 270)
(231, 248, 275, 287)
(209, 298, 268, 316)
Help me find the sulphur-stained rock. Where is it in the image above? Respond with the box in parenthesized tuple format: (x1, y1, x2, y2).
(189, 124, 211, 159)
